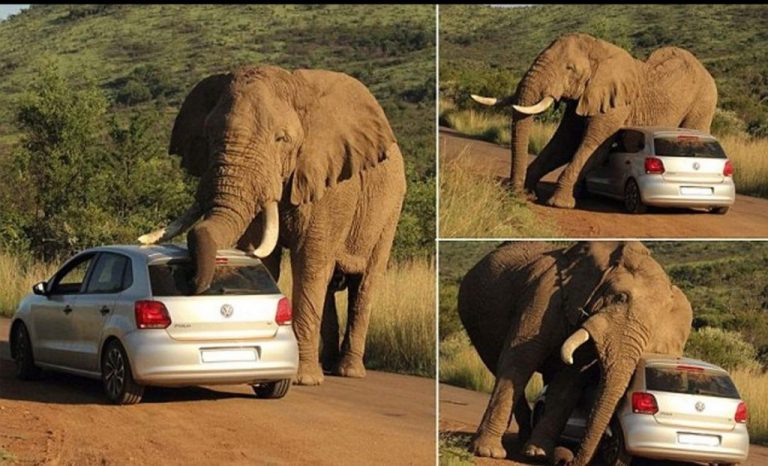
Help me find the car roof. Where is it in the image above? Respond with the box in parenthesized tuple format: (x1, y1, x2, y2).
(80, 243, 258, 264)
(640, 353, 729, 373)
(622, 126, 717, 139)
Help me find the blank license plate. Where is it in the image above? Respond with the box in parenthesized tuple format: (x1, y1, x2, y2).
(678, 433, 720, 447)
(201, 348, 257, 363)
(681, 186, 713, 196)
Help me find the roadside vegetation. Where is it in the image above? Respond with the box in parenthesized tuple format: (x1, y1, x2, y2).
(439, 241, 768, 444)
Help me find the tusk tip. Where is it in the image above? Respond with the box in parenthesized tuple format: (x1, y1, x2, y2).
(470, 94, 498, 106)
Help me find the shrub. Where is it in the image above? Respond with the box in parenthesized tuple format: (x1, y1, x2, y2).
(685, 327, 760, 371)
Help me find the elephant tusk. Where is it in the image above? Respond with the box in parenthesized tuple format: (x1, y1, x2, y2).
(470, 94, 499, 106)
(251, 201, 279, 258)
(138, 203, 203, 245)
(561, 328, 591, 365)
(512, 96, 555, 115)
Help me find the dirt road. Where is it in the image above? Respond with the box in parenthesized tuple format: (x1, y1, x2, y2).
(0, 319, 435, 465)
(440, 128, 768, 238)
(440, 383, 768, 466)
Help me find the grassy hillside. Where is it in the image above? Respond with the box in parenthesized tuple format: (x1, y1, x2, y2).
(441, 4, 768, 136)
(0, 5, 435, 258)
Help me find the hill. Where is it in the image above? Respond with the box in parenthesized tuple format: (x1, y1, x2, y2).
(0, 5, 436, 257)
(440, 4, 768, 136)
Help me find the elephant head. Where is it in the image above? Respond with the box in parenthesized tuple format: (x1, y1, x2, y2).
(168, 66, 396, 293)
(471, 33, 640, 193)
(558, 242, 692, 464)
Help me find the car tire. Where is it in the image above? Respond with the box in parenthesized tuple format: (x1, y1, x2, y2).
(624, 179, 646, 214)
(711, 206, 730, 215)
(101, 340, 144, 405)
(252, 379, 291, 399)
(11, 323, 41, 380)
(598, 419, 632, 466)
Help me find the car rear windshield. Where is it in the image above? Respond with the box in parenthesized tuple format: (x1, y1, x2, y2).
(149, 260, 280, 296)
(645, 366, 740, 399)
(653, 136, 726, 159)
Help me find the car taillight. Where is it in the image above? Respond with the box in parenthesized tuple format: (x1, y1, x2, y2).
(723, 160, 734, 177)
(675, 365, 704, 372)
(644, 157, 665, 174)
(735, 401, 748, 423)
(632, 392, 659, 415)
(135, 300, 171, 329)
(276, 297, 292, 325)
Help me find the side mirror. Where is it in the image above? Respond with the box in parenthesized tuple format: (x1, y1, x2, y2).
(32, 281, 48, 296)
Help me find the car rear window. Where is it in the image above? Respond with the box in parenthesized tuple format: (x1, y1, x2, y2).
(653, 136, 726, 159)
(645, 366, 740, 399)
(149, 260, 280, 296)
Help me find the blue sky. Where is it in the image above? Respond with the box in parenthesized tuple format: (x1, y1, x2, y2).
(0, 4, 29, 21)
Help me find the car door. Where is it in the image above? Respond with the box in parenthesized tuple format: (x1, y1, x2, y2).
(612, 129, 647, 196)
(587, 131, 626, 197)
(31, 252, 97, 367)
(71, 252, 133, 372)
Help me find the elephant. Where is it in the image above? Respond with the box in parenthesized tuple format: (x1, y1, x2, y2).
(458, 241, 693, 466)
(138, 66, 406, 385)
(471, 33, 717, 209)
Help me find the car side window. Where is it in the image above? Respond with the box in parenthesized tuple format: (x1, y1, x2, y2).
(622, 130, 645, 153)
(48, 254, 97, 295)
(84, 253, 133, 294)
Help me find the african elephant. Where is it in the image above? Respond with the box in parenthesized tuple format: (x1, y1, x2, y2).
(458, 241, 693, 466)
(138, 66, 406, 385)
(471, 33, 717, 209)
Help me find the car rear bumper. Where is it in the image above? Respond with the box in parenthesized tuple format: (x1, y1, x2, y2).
(122, 326, 299, 386)
(623, 416, 749, 463)
(637, 176, 735, 208)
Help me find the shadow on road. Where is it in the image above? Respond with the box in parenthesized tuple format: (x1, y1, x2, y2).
(0, 342, 254, 406)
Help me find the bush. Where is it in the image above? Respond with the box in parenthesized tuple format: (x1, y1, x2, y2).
(685, 327, 760, 371)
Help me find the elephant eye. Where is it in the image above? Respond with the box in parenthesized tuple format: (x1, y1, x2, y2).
(613, 293, 629, 304)
(275, 130, 291, 144)
(566, 63, 576, 72)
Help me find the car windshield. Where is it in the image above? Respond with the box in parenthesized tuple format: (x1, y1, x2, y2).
(149, 260, 280, 296)
(645, 366, 740, 399)
(653, 136, 726, 159)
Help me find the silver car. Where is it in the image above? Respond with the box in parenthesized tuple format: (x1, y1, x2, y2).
(585, 127, 736, 214)
(9, 244, 298, 404)
(532, 354, 750, 466)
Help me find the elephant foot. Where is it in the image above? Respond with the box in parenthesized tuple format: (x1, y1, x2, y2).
(546, 192, 576, 209)
(470, 435, 507, 459)
(522, 442, 549, 459)
(552, 446, 575, 466)
(293, 362, 325, 385)
(333, 355, 366, 378)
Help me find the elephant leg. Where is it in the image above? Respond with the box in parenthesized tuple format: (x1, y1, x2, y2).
(471, 341, 544, 459)
(548, 110, 628, 209)
(291, 254, 335, 386)
(320, 287, 340, 372)
(335, 213, 398, 378)
(514, 393, 534, 445)
(524, 364, 588, 460)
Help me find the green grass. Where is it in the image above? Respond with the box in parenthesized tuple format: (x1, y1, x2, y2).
(439, 432, 475, 466)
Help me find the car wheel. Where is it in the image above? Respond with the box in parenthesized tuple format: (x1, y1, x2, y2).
(598, 419, 632, 466)
(711, 206, 730, 215)
(252, 379, 291, 399)
(624, 179, 646, 214)
(101, 340, 144, 405)
(11, 323, 41, 380)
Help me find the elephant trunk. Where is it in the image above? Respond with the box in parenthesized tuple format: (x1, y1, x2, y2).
(510, 63, 552, 193)
(572, 316, 650, 466)
(188, 143, 282, 294)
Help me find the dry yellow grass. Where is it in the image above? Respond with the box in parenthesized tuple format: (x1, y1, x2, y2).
(731, 368, 768, 443)
(440, 148, 557, 238)
(719, 135, 768, 198)
(277, 255, 435, 376)
(0, 251, 59, 317)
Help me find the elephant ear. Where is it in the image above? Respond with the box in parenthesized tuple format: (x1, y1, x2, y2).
(169, 73, 233, 177)
(576, 50, 640, 117)
(289, 70, 397, 205)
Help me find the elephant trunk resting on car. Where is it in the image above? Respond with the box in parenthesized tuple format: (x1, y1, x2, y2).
(471, 32, 717, 209)
(139, 66, 406, 386)
(458, 241, 693, 466)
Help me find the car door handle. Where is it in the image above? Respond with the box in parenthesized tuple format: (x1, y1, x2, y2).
(63, 305, 72, 314)
(100, 306, 110, 316)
